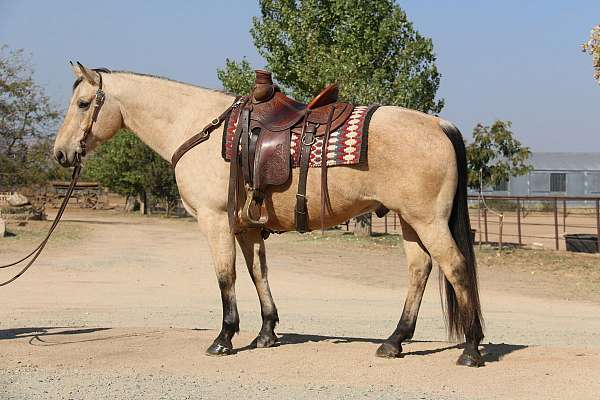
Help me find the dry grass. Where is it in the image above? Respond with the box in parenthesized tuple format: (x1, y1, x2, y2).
(286, 229, 600, 301)
(476, 246, 600, 301)
(0, 220, 89, 251)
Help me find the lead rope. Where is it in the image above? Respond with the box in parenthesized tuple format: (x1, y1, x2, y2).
(0, 165, 81, 286)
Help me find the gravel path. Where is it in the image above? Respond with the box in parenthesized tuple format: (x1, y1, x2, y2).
(1, 210, 599, 399)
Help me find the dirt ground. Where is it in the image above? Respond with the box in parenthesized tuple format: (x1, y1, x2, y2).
(1, 210, 600, 400)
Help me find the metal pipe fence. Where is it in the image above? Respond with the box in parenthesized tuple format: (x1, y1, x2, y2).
(466, 195, 600, 252)
(359, 195, 600, 253)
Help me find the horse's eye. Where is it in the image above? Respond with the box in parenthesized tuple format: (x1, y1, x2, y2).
(78, 100, 90, 109)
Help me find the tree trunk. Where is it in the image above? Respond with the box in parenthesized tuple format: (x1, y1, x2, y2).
(124, 195, 139, 212)
(140, 190, 148, 215)
(354, 213, 372, 237)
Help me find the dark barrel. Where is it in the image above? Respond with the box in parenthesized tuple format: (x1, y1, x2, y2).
(564, 234, 599, 253)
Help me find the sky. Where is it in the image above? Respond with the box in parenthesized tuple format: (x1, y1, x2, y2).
(1, 0, 599, 152)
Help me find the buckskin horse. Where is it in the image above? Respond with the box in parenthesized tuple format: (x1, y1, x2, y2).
(53, 63, 484, 367)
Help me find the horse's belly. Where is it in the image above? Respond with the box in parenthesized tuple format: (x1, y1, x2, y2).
(265, 166, 378, 231)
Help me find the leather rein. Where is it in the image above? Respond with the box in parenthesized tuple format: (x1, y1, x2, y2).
(0, 74, 106, 287)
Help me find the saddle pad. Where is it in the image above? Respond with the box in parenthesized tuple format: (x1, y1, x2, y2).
(222, 105, 379, 168)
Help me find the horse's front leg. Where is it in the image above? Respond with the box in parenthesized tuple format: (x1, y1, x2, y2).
(199, 211, 239, 356)
(236, 229, 279, 348)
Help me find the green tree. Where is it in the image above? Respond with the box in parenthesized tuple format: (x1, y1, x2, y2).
(582, 24, 600, 85)
(466, 121, 532, 190)
(0, 45, 63, 189)
(84, 129, 179, 214)
(217, 58, 255, 95)
(217, 0, 443, 113)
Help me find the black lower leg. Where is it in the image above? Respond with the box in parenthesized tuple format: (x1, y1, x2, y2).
(376, 314, 415, 358)
(206, 284, 239, 356)
(457, 318, 484, 367)
(253, 309, 279, 348)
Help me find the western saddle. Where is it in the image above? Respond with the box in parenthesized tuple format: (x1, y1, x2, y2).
(227, 70, 353, 233)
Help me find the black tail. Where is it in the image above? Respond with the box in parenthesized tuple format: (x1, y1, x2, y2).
(439, 120, 484, 342)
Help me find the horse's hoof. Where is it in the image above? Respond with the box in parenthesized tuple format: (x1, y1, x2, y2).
(251, 333, 278, 348)
(375, 342, 402, 358)
(205, 342, 234, 357)
(456, 352, 484, 367)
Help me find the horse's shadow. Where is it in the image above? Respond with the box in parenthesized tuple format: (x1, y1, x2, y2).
(2, 327, 527, 363)
(239, 332, 527, 363)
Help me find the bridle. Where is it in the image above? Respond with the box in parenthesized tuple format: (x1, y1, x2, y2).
(0, 70, 107, 286)
(77, 71, 106, 162)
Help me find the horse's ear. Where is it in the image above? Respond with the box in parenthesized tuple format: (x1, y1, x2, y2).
(75, 61, 99, 86)
(69, 61, 79, 78)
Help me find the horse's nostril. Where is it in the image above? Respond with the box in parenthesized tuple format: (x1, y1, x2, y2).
(55, 150, 66, 165)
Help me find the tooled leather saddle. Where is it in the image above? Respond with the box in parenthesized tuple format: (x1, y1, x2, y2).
(227, 70, 353, 233)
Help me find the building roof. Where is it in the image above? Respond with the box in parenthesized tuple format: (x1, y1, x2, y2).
(529, 152, 600, 171)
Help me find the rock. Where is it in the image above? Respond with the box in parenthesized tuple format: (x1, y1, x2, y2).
(0, 217, 5, 237)
(7, 193, 30, 207)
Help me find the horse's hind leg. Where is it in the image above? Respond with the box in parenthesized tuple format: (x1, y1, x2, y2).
(411, 221, 484, 367)
(236, 229, 279, 348)
(376, 218, 432, 358)
(199, 212, 239, 356)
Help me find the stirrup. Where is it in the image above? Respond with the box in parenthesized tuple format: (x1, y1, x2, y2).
(241, 187, 269, 227)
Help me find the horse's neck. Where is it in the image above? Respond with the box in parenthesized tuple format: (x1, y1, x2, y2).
(108, 73, 235, 161)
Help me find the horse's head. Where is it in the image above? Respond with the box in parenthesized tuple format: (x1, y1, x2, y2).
(53, 62, 123, 167)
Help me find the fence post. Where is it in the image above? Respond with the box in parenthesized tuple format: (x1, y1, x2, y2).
(516, 198, 522, 246)
(478, 199, 482, 247)
(562, 200, 567, 233)
(554, 198, 559, 251)
(384, 214, 388, 234)
(393, 213, 397, 230)
(596, 199, 600, 254)
(484, 207, 488, 243)
(498, 214, 504, 251)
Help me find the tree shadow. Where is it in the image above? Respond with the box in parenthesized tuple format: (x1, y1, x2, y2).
(237, 332, 528, 363)
(59, 219, 137, 226)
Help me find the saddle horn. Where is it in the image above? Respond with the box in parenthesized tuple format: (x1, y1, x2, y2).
(253, 70, 277, 103)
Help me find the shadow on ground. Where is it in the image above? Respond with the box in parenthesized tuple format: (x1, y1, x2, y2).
(1, 328, 528, 364)
(239, 332, 527, 363)
(0, 326, 167, 347)
(0, 327, 110, 340)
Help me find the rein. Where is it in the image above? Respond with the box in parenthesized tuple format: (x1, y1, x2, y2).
(0, 71, 106, 287)
(0, 166, 81, 286)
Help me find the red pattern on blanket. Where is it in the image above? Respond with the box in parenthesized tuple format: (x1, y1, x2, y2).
(222, 105, 377, 168)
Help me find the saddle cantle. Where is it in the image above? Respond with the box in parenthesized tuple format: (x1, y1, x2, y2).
(227, 70, 354, 233)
